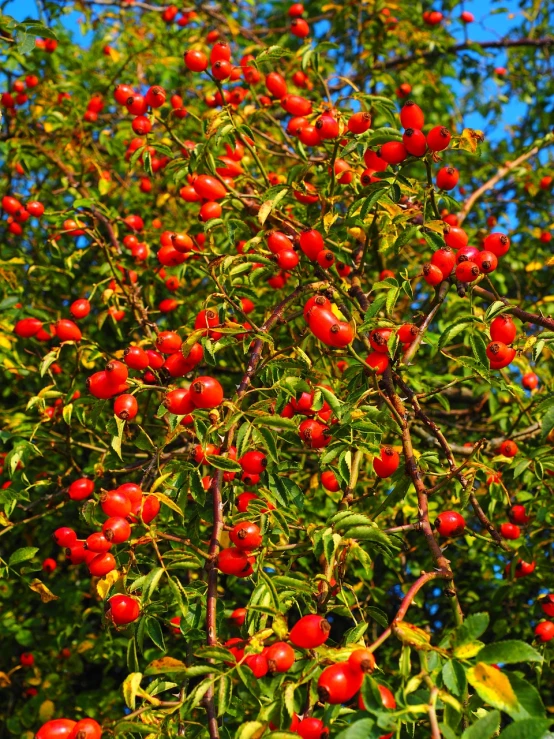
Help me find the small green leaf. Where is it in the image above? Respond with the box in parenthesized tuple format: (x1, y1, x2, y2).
(9, 547, 39, 566)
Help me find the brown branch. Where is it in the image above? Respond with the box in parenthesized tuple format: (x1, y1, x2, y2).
(377, 36, 554, 71)
(472, 286, 554, 332)
(402, 280, 451, 365)
(458, 134, 553, 223)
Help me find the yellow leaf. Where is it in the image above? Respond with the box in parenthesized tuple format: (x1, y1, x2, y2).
(0, 671, 11, 687)
(466, 662, 518, 714)
(323, 211, 339, 232)
(43, 122, 54, 133)
(29, 579, 59, 603)
(453, 640, 485, 659)
(150, 491, 184, 517)
(122, 672, 143, 710)
(455, 128, 485, 154)
(393, 620, 432, 649)
(96, 569, 121, 600)
(38, 700, 55, 722)
(149, 472, 173, 495)
(77, 640, 95, 654)
(423, 219, 446, 234)
(258, 200, 274, 226)
(145, 657, 186, 675)
(226, 17, 241, 36)
(525, 260, 543, 271)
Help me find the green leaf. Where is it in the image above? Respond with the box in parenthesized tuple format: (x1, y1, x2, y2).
(497, 718, 552, 738)
(438, 318, 478, 351)
(334, 718, 377, 739)
(372, 476, 412, 518)
(461, 710, 500, 739)
(217, 674, 232, 717)
(9, 547, 39, 566)
(470, 331, 489, 368)
(113, 721, 160, 735)
(506, 673, 546, 719)
(122, 672, 143, 710)
(541, 405, 554, 442)
(204, 454, 242, 472)
(454, 612, 490, 646)
(477, 640, 543, 665)
(146, 617, 165, 651)
(442, 660, 467, 698)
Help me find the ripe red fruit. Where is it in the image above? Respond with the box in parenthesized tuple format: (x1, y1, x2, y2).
(101, 489, 132, 518)
(164, 388, 194, 416)
(217, 547, 253, 577)
(535, 621, 554, 642)
(365, 352, 389, 375)
(321, 470, 340, 492)
(444, 226, 469, 250)
(522, 372, 539, 390)
(299, 229, 325, 260)
(184, 49, 208, 72)
(483, 232, 510, 257)
(14, 317, 43, 338)
(140, 495, 161, 524)
(190, 376, 224, 409)
(379, 141, 407, 165)
(102, 516, 131, 544)
(20, 652, 34, 667)
(431, 247, 456, 278)
(500, 523, 520, 540)
(436, 166, 459, 190)
(486, 341, 512, 364)
(42, 557, 57, 573)
(490, 315, 516, 344)
(265, 72, 288, 98)
(289, 615, 331, 649)
(455, 261, 480, 283)
(499, 440, 518, 457)
(193, 174, 227, 200)
(55, 319, 82, 342)
(36, 719, 77, 739)
(108, 594, 140, 625)
(68, 478, 94, 501)
(369, 327, 393, 353)
(69, 298, 90, 319)
(85, 532, 112, 553)
(114, 393, 138, 420)
(266, 641, 295, 672)
(348, 648, 376, 674)
(291, 18, 310, 37)
(317, 662, 363, 704)
(426, 126, 451, 151)
(359, 683, 396, 711)
(229, 607, 247, 627)
(540, 595, 554, 617)
(244, 653, 269, 678)
(373, 447, 400, 478)
(435, 511, 466, 537)
(124, 345, 149, 370)
(348, 111, 371, 134)
(475, 250, 498, 274)
(400, 101, 424, 130)
(288, 3, 305, 16)
(510, 505, 529, 525)
(230, 521, 262, 550)
(316, 114, 339, 139)
(398, 323, 418, 344)
(299, 419, 331, 448)
(423, 262, 444, 286)
(54, 527, 77, 547)
(26, 200, 45, 217)
(402, 128, 427, 157)
(239, 451, 267, 475)
(297, 718, 328, 739)
(156, 331, 182, 354)
(489, 346, 515, 369)
(88, 552, 116, 577)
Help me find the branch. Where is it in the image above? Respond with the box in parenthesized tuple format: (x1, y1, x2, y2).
(472, 286, 554, 332)
(459, 134, 553, 223)
(402, 281, 451, 365)
(376, 36, 554, 71)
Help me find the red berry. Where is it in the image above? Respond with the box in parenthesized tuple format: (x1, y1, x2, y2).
(85, 532, 112, 553)
(229, 607, 247, 627)
(379, 141, 407, 165)
(436, 166, 459, 190)
(535, 621, 554, 642)
(500, 523, 520, 540)
(88, 552, 116, 577)
(100, 489, 132, 518)
(426, 126, 451, 151)
(54, 527, 77, 547)
(217, 547, 253, 577)
(299, 419, 331, 448)
(14, 317, 43, 338)
(42, 557, 57, 573)
(348, 111, 371, 134)
(55, 319, 82, 342)
(539, 594, 554, 617)
(102, 516, 131, 543)
(190, 376, 224, 409)
(184, 49, 208, 72)
(435, 510, 465, 537)
(475, 250, 498, 274)
(230, 521, 262, 550)
(365, 352, 389, 375)
(289, 614, 331, 649)
(266, 641, 295, 672)
(455, 261, 480, 282)
(486, 341, 511, 364)
(297, 718, 328, 739)
(402, 128, 427, 157)
(499, 440, 518, 457)
(398, 323, 418, 344)
(444, 226, 469, 250)
(431, 247, 456, 278)
(68, 478, 94, 501)
(321, 470, 340, 492)
(108, 594, 140, 625)
(400, 101, 424, 130)
(20, 652, 34, 667)
(239, 451, 267, 475)
(348, 648, 376, 674)
(265, 72, 288, 98)
(114, 393, 138, 420)
(522, 372, 539, 390)
(483, 232, 510, 257)
(244, 653, 269, 678)
(36, 719, 77, 739)
(69, 298, 90, 319)
(373, 447, 400, 478)
(290, 18, 310, 37)
(423, 262, 444, 286)
(317, 662, 363, 704)
(156, 331, 182, 354)
(490, 315, 516, 344)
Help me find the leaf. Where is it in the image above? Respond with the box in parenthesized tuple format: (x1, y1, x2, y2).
(113, 722, 160, 735)
(541, 405, 554, 442)
(205, 454, 242, 473)
(217, 674, 232, 717)
(258, 187, 288, 225)
(393, 621, 432, 649)
(371, 476, 412, 518)
(334, 719, 376, 739)
(442, 660, 467, 698)
(454, 612, 489, 646)
(470, 331, 489, 368)
(122, 672, 143, 710)
(150, 491, 184, 517)
(438, 318, 477, 351)
(111, 416, 125, 460)
(497, 718, 552, 738)
(29, 579, 59, 603)
(477, 640, 543, 665)
(461, 710, 500, 739)
(506, 673, 546, 719)
(145, 657, 186, 675)
(235, 722, 265, 739)
(146, 618, 165, 651)
(466, 663, 519, 717)
(9, 547, 39, 566)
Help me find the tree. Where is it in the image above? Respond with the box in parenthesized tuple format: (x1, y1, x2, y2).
(0, 1, 553, 737)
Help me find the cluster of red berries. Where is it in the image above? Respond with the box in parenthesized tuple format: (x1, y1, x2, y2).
(0, 73, 39, 118)
(486, 314, 517, 369)
(1, 193, 44, 237)
(53, 481, 159, 578)
(35, 717, 102, 739)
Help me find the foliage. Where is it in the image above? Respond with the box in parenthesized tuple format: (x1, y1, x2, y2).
(0, 1, 553, 738)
